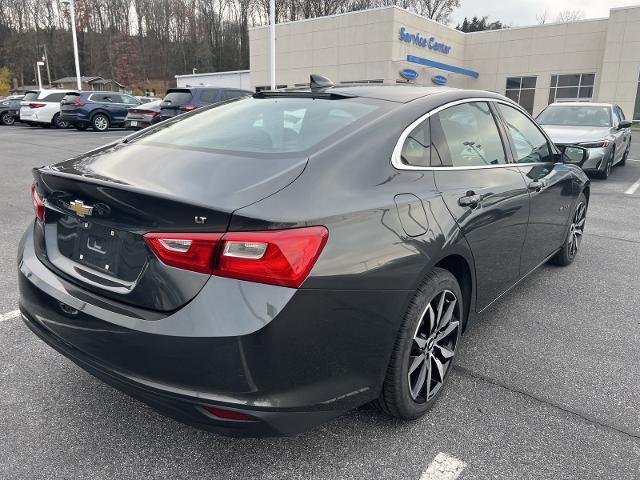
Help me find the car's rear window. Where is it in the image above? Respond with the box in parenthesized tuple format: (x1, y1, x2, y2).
(23, 92, 39, 102)
(137, 96, 383, 154)
(163, 91, 193, 105)
(62, 93, 80, 103)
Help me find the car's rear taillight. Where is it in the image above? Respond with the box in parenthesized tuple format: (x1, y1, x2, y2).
(31, 183, 45, 222)
(29, 103, 46, 108)
(144, 227, 328, 288)
(149, 111, 159, 117)
(74, 97, 85, 107)
(179, 104, 198, 112)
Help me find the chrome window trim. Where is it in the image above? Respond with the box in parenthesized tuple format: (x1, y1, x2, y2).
(391, 97, 553, 171)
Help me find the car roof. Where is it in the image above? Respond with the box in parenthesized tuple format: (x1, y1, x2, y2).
(264, 84, 506, 104)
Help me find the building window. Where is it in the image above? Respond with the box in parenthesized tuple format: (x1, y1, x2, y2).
(634, 72, 640, 121)
(505, 76, 537, 114)
(548, 73, 595, 104)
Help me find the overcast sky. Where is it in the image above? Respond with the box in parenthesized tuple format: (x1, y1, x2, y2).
(451, 0, 640, 27)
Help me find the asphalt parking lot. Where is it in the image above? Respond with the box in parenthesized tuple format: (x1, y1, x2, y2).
(1, 123, 639, 480)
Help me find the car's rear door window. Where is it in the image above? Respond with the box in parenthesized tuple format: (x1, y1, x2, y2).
(137, 96, 383, 155)
(400, 119, 430, 167)
(431, 102, 507, 167)
(497, 104, 553, 164)
(199, 90, 220, 103)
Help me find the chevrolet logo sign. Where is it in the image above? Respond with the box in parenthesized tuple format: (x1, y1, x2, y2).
(69, 200, 94, 217)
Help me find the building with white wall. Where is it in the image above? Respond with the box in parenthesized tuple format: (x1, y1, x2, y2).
(175, 70, 251, 90)
(248, 5, 640, 119)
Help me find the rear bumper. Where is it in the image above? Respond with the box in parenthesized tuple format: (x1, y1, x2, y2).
(18, 223, 409, 436)
(60, 112, 89, 126)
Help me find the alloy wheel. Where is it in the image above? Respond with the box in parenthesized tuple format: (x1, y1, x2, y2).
(1, 112, 15, 125)
(568, 201, 586, 258)
(94, 115, 109, 131)
(408, 289, 459, 402)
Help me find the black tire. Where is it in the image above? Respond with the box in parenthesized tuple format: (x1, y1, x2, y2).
(596, 148, 614, 179)
(374, 267, 463, 419)
(549, 193, 587, 266)
(0, 111, 15, 126)
(52, 113, 68, 129)
(91, 113, 110, 132)
(75, 125, 88, 131)
(619, 146, 629, 166)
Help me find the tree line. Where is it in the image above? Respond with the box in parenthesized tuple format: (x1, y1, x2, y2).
(0, 0, 462, 93)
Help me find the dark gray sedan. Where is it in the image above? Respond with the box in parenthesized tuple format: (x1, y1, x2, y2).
(537, 102, 632, 179)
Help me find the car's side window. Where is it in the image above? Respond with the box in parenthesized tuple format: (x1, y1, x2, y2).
(200, 90, 219, 103)
(121, 95, 139, 105)
(431, 102, 506, 167)
(400, 118, 430, 167)
(496, 103, 554, 164)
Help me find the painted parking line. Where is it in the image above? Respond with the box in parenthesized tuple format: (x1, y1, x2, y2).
(0, 310, 20, 322)
(420, 453, 467, 480)
(624, 177, 640, 195)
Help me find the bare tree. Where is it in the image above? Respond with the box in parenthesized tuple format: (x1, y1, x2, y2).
(556, 9, 585, 23)
(413, 0, 460, 23)
(536, 10, 548, 25)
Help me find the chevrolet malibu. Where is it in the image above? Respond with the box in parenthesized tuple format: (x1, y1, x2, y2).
(19, 81, 590, 436)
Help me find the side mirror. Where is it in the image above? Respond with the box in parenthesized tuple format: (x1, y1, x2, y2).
(618, 120, 632, 130)
(562, 146, 588, 164)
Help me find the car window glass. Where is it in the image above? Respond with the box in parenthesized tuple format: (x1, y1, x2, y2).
(199, 90, 219, 103)
(135, 96, 382, 154)
(536, 105, 611, 127)
(93, 94, 114, 103)
(163, 91, 192, 105)
(434, 102, 506, 167)
(497, 104, 553, 163)
(121, 95, 139, 105)
(42, 92, 66, 102)
(400, 119, 430, 167)
(23, 92, 39, 102)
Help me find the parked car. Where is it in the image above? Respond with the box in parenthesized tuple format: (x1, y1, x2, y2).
(536, 102, 632, 179)
(20, 82, 590, 437)
(124, 99, 162, 130)
(135, 96, 161, 104)
(19, 89, 70, 128)
(0, 94, 24, 126)
(153, 87, 252, 124)
(60, 91, 141, 132)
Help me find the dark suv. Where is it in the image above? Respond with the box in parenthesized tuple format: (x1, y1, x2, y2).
(153, 87, 252, 124)
(61, 91, 141, 131)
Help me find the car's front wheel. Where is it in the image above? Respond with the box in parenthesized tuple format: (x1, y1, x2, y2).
(0, 111, 15, 126)
(375, 268, 462, 419)
(549, 193, 587, 266)
(91, 113, 110, 132)
(597, 148, 614, 179)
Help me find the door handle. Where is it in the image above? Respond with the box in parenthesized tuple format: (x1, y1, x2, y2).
(528, 180, 546, 192)
(458, 191, 482, 208)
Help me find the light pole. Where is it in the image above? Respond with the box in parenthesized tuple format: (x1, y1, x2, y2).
(269, 0, 276, 90)
(61, 0, 82, 90)
(36, 61, 45, 89)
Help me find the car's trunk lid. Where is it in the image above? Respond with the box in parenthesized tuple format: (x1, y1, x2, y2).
(34, 141, 307, 311)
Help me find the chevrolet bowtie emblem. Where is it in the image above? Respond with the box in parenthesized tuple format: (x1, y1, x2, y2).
(69, 200, 94, 217)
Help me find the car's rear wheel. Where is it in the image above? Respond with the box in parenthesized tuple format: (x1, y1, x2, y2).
(375, 268, 462, 419)
(91, 113, 110, 132)
(0, 112, 15, 126)
(549, 193, 587, 266)
(52, 113, 68, 129)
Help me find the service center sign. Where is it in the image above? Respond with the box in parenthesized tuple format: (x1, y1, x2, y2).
(398, 26, 451, 54)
